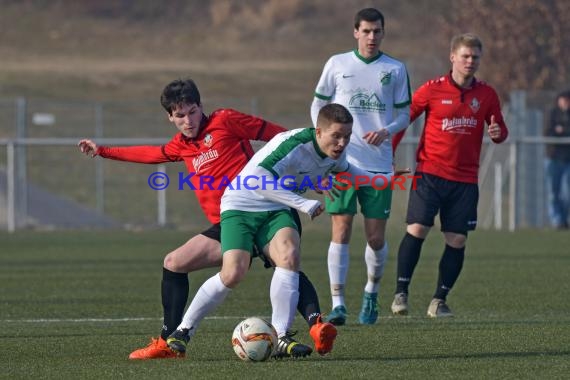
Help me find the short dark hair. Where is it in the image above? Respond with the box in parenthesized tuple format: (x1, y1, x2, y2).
(557, 90, 570, 101)
(354, 8, 384, 30)
(317, 103, 353, 129)
(160, 79, 201, 115)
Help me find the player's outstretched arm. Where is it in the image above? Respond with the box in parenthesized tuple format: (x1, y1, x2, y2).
(78, 139, 99, 157)
(309, 204, 325, 220)
(77, 139, 181, 164)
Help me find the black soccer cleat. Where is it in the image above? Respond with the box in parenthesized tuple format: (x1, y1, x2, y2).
(272, 331, 313, 359)
(166, 328, 191, 354)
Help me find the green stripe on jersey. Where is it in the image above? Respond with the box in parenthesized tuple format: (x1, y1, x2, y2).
(394, 100, 411, 108)
(258, 128, 318, 175)
(394, 71, 412, 107)
(314, 92, 332, 101)
(353, 49, 382, 64)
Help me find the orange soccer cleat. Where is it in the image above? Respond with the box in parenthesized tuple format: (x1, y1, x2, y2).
(128, 337, 185, 360)
(309, 316, 338, 355)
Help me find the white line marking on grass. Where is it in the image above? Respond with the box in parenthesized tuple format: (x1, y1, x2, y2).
(0, 316, 270, 324)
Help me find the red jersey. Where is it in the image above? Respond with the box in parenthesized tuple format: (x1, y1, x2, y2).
(393, 73, 508, 183)
(97, 109, 286, 223)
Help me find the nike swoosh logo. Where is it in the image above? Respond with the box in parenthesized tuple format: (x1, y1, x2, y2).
(342, 74, 354, 78)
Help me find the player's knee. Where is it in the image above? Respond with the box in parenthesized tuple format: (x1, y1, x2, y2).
(407, 223, 429, 239)
(332, 228, 352, 244)
(220, 265, 248, 288)
(163, 252, 180, 272)
(444, 233, 467, 248)
(272, 250, 300, 271)
(367, 236, 385, 250)
(331, 217, 353, 243)
(163, 251, 193, 273)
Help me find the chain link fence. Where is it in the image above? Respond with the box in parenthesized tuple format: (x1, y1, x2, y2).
(1, 91, 568, 231)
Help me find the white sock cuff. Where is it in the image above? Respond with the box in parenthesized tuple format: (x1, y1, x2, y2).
(329, 242, 349, 255)
(213, 272, 232, 292)
(365, 242, 388, 259)
(273, 267, 299, 280)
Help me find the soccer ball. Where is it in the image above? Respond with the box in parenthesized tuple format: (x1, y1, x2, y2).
(231, 317, 278, 362)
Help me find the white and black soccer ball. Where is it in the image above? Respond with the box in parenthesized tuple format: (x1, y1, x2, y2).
(231, 317, 277, 362)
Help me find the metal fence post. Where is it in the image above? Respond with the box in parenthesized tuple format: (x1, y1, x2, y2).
(494, 162, 502, 230)
(157, 163, 166, 226)
(15, 97, 27, 227)
(250, 97, 258, 115)
(94, 102, 104, 214)
(508, 141, 518, 231)
(7, 141, 16, 233)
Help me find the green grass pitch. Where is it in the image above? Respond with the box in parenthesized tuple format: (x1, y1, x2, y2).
(1, 227, 568, 379)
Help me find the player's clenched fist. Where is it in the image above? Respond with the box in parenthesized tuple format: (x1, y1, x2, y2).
(78, 139, 98, 157)
(487, 115, 502, 140)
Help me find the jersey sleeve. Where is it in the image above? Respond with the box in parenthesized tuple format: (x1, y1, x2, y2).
(313, 57, 336, 101)
(219, 109, 286, 142)
(97, 135, 183, 163)
(394, 64, 412, 108)
(257, 142, 296, 178)
(311, 97, 330, 127)
(250, 165, 321, 216)
(410, 82, 430, 123)
(311, 57, 337, 126)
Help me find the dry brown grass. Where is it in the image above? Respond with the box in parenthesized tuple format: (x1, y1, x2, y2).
(1, 0, 567, 114)
(0, 0, 447, 104)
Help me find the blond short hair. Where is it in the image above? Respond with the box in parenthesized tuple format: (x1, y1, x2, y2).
(450, 33, 483, 53)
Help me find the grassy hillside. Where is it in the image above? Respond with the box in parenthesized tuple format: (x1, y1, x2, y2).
(0, 0, 450, 110)
(2, 0, 568, 110)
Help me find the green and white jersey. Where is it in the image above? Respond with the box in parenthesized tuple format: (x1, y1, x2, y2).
(220, 128, 349, 214)
(313, 50, 411, 172)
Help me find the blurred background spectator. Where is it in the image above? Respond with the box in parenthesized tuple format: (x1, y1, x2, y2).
(544, 90, 570, 229)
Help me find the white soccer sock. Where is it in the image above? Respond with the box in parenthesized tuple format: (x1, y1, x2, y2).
(178, 272, 231, 336)
(270, 267, 299, 337)
(328, 242, 349, 308)
(364, 242, 388, 294)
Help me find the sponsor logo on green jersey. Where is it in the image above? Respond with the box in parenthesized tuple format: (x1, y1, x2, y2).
(349, 93, 386, 113)
(380, 72, 392, 85)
